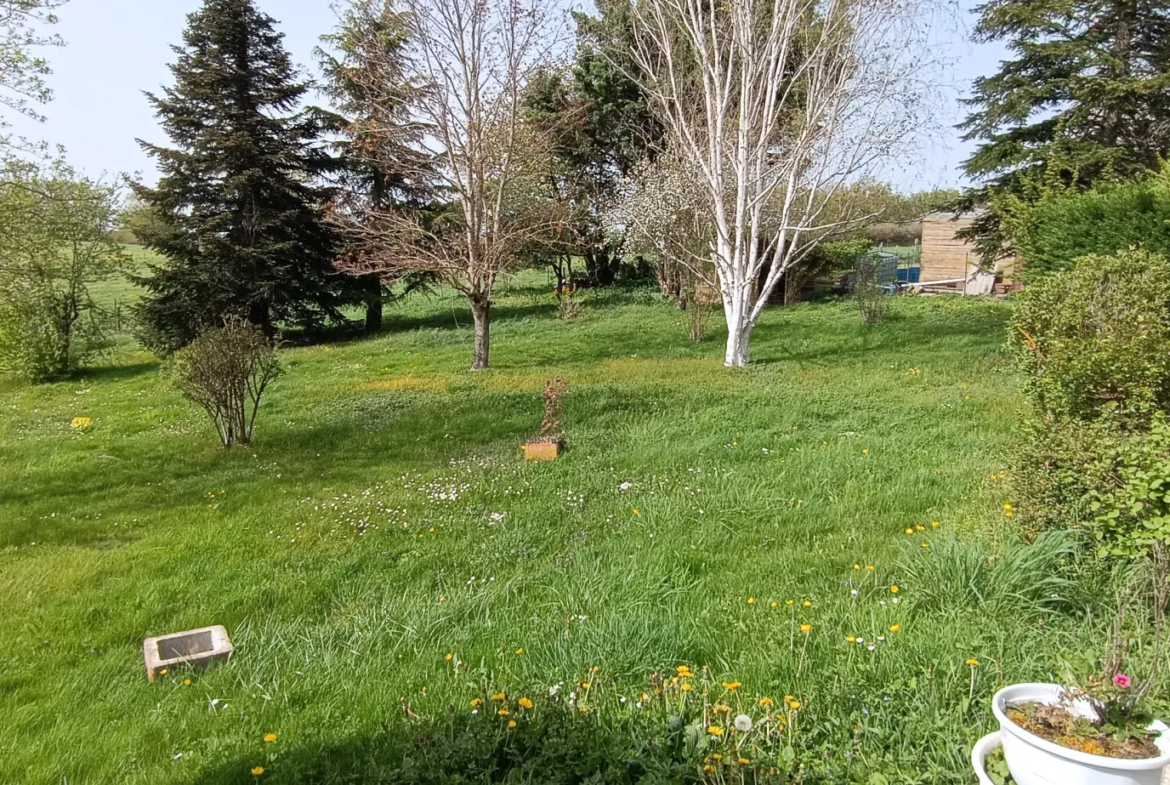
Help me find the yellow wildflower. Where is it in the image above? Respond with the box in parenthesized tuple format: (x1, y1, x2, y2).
(714, 704, 731, 714)
(508, 720, 517, 729)
(445, 653, 453, 661)
(846, 636, 856, 643)
(915, 524, 925, 532)
(713, 753, 723, 761)
(865, 565, 874, 571)
(788, 699, 801, 710)
(802, 600, 812, 608)
(770, 601, 778, 608)
(676, 665, 694, 678)
(633, 508, 639, 515)
(966, 658, 980, 667)
(747, 597, 755, 605)
(921, 542, 930, 549)
(183, 679, 191, 686)
(890, 585, 899, 594)
(471, 698, 482, 707)
(518, 697, 534, 709)
(853, 564, 861, 570)
(800, 623, 812, 633)
(904, 527, 914, 535)
(759, 697, 774, 707)
(723, 681, 741, 690)
(708, 726, 724, 736)
(498, 709, 509, 717)
(491, 692, 506, 701)
(251, 767, 265, 777)
(738, 758, 751, 766)
(1003, 503, 1013, 511)
(681, 682, 694, 692)
(263, 733, 277, 743)
(515, 648, 524, 655)
(70, 417, 93, 429)
(786, 599, 795, 606)
(889, 624, 901, 633)
(931, 521, 940, 529)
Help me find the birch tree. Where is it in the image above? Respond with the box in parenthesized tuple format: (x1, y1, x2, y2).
(331, 0, 564, 371)
(626, 0, 942, 365)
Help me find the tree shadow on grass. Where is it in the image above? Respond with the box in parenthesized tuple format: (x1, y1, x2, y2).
(183, 710, 701, 785)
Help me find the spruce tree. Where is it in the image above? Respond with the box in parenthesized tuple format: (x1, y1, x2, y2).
(957, 0, 1170, 261)
(133, 0, 347, 354)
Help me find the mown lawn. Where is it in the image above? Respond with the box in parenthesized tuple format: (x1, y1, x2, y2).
(0, 281, 1089, 784)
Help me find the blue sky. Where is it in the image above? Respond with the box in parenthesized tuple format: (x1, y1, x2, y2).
(8, 0, 1009, 191)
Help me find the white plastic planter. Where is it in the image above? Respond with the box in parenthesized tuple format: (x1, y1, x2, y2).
(992, 683, 1170, 785)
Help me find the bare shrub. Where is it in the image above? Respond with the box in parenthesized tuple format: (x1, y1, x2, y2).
(539, 377, 568, 443)
(170, 317, 282, 447)
(855, 266, 888, 325)
(686, 284, 711, 342)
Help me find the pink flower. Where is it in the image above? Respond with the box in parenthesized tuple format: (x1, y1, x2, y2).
(1114, 674, 1131, 689)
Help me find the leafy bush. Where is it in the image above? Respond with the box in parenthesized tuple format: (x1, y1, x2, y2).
(1002, 167, 1170, 280)
(0, 160, 128, 382)
(169, 317, 282, 447)
(1008, 249, 1170, 423)
(1083, 414, 1170, 559)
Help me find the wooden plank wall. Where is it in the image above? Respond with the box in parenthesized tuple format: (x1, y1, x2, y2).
(920, 216, 1019, 293)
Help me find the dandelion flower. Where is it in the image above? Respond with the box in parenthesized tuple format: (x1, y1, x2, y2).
(676, 665, 694, 677)
(471, 698, 482, 707)
(786, 599, 795, 606)
(708, 726, 724, 736)
(633, 508, 640, 515)
(788, 699, 801, 710)
(921, 542, 930, 549)
(251, 767, 265, 777)
(723, 682, 742, 690)
(802, 600, 812, 608)
(498, 709, 510, 717)
(508, 720, 517, 728)
(889, 624, 901, 633)
(865, 565, 874, 571)
(759, 697, 774, 708)
(681, 682, 694, 692)
(800, 623, 812, 633)
(966, 658, 979, 667)
(734, 714, 753, 732)
(931, 521, 940, 529)
(518, 697, 534, 709)
(770, 601, 778, 608)
(70, 417, 93, 430)
(183, 679, 191, 686)
(846, 636, 856, 643)
(915, 524, 925, 532)
(890, 585, 899, 594)
(445, 653, 453, 661)
(515, 648, 524, 655)
(491, 692, 506, 701)
(263, 733, 277, 743)
(747, 597, 755, 605)
(738, 758, 751, 766)
(1003, 503, 1013, 511)
(159, 669, 168, 676)
(853, 564, 861, 570)
(904, 527, 914, 535)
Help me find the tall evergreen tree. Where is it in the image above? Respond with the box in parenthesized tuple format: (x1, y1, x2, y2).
(316, 0, 432, 333)
(957, 0, 1170, 261)
(133, 0, 347, 354)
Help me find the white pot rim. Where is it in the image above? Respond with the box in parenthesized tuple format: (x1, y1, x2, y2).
(992, 683, 1170, 771)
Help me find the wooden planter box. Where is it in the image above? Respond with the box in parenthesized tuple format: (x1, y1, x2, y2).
(523, 440, 562, 461)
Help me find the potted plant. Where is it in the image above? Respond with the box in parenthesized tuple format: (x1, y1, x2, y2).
(523, 378, 567, 461)
(991, 677, 1169, 785)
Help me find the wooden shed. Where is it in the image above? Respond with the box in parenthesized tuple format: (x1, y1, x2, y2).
(919, 211, 1018, 294)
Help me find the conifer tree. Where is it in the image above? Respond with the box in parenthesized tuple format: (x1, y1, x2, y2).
(133, 0, 347, 354)
(957, 0, 1170, 260)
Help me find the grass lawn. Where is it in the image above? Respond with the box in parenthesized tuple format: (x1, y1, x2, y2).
(0, 281, 1090, 784)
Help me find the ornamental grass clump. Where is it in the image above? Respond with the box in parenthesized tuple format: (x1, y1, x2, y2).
(168, 316, 282, 447)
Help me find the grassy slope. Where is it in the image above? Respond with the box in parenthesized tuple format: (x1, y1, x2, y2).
(0, 283, 1064, 783)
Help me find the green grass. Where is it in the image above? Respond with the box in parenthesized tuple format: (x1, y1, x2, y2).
(0, 283, 1098, 783)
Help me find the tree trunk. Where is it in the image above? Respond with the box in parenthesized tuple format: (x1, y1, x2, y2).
(469, 295, 490, 371)
(364, 274, 384, 334)
(724, 321, 752, 366)
(248, 298, 274, 338)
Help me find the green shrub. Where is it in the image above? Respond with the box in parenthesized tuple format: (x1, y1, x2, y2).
(169, 317, 282, 447)
(1002, 167, 1170, 280)
(1008, 249, 1170, 423)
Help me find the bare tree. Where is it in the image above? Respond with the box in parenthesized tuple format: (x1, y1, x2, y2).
(625, 0, 943, 365)
(330, 0, 565, 370)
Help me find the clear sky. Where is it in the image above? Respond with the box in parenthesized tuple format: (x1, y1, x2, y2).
(7, 0, 1009, 192)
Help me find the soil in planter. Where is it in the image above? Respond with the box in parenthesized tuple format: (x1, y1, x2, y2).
(1006, 702, 1161, 759)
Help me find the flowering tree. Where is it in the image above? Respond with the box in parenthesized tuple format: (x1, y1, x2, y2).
(330, 0, 564, 370)
(626, 0, 940, 365)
